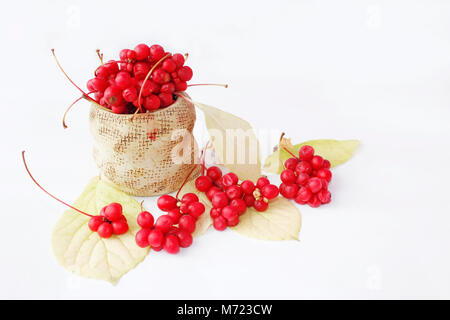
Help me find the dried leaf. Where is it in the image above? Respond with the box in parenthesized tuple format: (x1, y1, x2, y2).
(177, 179, 212, 237)
(194, 102, 261, 181)
(264, 139, 360, 174)
(231, 197, 301, 241)
(51, 177, 149, 284)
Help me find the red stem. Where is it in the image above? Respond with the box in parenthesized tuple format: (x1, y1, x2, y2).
(63, 91, 96, 129)
(22, 151, 94, 218)
(282, 147, 297, 159)
(187, 83, 228, 88)
(175, 165, 198, 200)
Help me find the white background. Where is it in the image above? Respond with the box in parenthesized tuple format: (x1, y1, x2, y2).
(1, 0, 449, 299)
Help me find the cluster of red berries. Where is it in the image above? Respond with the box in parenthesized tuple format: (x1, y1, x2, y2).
(135, 193, 205, 254)
(86, 43, 192, 114)
(279, 145, 332, 207)
(195, 166, 279, 231)
(87, 203, 129, 238)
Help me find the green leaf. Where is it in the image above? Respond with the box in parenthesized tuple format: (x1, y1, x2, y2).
(231, 197, 302, 241)
(51, 177, 149, 284)
(194, 102, 262, 181)
(263, 139, 360, 174)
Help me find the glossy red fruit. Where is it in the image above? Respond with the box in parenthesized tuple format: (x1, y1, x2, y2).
(295, 161, 312, 175)
(279, 183, 299, 199)
(160, 82, 175, 94)
(179, 214, 196, 233)
(167, 208, 182, 224)
(253, 199, 268, 212)
(149, 44, 165, 61)
(229, 198, 246, 215)
(296, 186, 312, 203)
(210, 208, 222, 219)
(188, 202, 205, 219)
(296, 172, 309, 185)
(104, 86, 123, 106)
(157, 195, 177, 211)
(137, 211, 154, 229)
(112, 220, 128, 235)
(299, 145, 314, 161)
(311, 155, 324, 169)
(307, 177, 322, 193)
(164, 234, 180, 254)
(211, 192, 229, 208)
(317, 189, 331, 204)
(240, 180, 255, 194)
(243, 194, 255, 207)
(213, 216, 227, 231)
(158, 92, 173, 107)
(178, 66, 193, 81)
(316, 168, 332, 182)
(261, 184, 279, 199)
(256, 177, 270, 189)
(115, 71, 132, 89)
(148, 228, 164, 247)
(87, 77, 108, 92)
(103, 203, 123, 221)
(153, 69, 171, 84)
(308, 195, 322, 208)
(155, 215, 175, 233)
(135, 228, 151, 247)
(88, 216, 103, 232)
(206, 186, 222, 201)
(162, 58, 177, 73)
(207, 166, 222, 181)
(97, 222, 113, 238)
(171, 53, 185, 67)
(122, 87, 138, 102)
(280, 169, 296, 184)
(177, 230, 193, 248)
(323, 159, 331, 169)
(226, 215, 239, 227)
(174, 81, 187, 91)
(181, 193, 199, 204)
(134, 44, 150, 60)
(152, 244, 164, 251)
(144, 94, 161, 111)
(195, 176, 213, 192)
(221, 172, 238, 187)
(225, 185, 242, 200)
(133, 62, 151, 80)
(284, 158, 299, 170)
(221, 205, 238, 221)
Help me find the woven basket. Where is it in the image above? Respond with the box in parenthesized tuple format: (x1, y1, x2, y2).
(89, 96, 201, 196)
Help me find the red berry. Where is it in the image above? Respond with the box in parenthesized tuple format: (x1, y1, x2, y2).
(206, 186, 222, 201)
(211, 192, 229, 208)
(148, 228, 164, 248)
(307, 177, 323, 193)
(296, 172, 309, 185)
(88, 216, 103, 232)
(210, 208, 222, 219)
(162, 58, 177, 72)
(144, 94, 161, 111)
(299, 145, 314, 161)
(104, 86, 123, 106)
(153, 69, 171, 84)
(240, 180, 256, 194)
(177, 230, 193, 248)
(160, 82, 175, 94)
(103, 203, 123, 221)
(222, 205, 238, 221)
(154, 215, 174, 233)
(179, 214, 196, 233)
(152, 244, 164, 252)
(317, 189, 331, 204)
(284, 158, 299, 170)
(122, 87, 138, 102)
(222, 172, 238, 187)
(213, 216, 227, 231)
(195, 176, 213, 192)
(296, 187, 312, 203)
(167, 208, 182, 224)
(111, 220, 128, 235)
(323, 159, 331, 169)
(95, 65, 110, 79)
(115, 71, 132, 89)
(253, 199, 268, 212)
(261, 184, 279, 199)
(127, 50, 137, 60)
(158, 92, 173, 107)
(229, 198, 247, 215)
(149, 44, 165, 61)
(243, 194, 255, 207)
(174, 81, 187, 91)
(120, 49, 129, 61)
(295, 161, 312, 175)
(226, 215, 239, 227)
(280, 169, 296, 184)
(171, 53, 185, 68)
(157, 195, 177, 211)
(134, 44, 150, 60)
(111, 104, 127, 114)
(137, 211, 154, 229)
(87, 77, 107, 92)
(207, 166, 222, 181)
(279, 183, 299, 199)
(308, 195, 322, 208)
(225, 185, 242, 200)
(316, 168, 332, 182)
(181, 193, 199, 204)
(97, 222, 113, 238)
(164, 235, 180, 254)
(137, 80, 153, 96)
(133, 62, 151, 80)
(311, 155, 324, 169)
(256, 177, 270, 189)
(188, 202, 205, 219)
(178, 66, 193, 81)
(135, 228, 151, 247)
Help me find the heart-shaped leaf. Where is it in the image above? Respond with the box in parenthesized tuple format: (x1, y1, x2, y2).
(51, 177, 149, 284)
(194, 102, 261, 182)
(231, 197, 301, 241)
(264, 139, 360, 174)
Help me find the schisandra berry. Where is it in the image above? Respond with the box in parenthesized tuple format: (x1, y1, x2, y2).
(171, 53, 185, 67)
(210, 208, 222, 219)
(157, 195, 177, 211)
(279, 183, 299, 199)
(240, 180, 256, 194)
(256, 177, 270, 189)
(316, 168, 332, 182)
(179, 214, 196, 233)
(226, 215, 239, 227)
(221, 172, 238, 187)
(311, 155, 324, 169)
(307, 177, 322, 193)
(295, 161, 312, 175)
(158, 92, 173, 107)
(134, 44, 150, 60)
(243, 194, 255, 207)
(164, 235, 180, 254)
(88, 216, 103, 232)
(206, 186, 222, 201)
(280, 169, 296, 184)
(221, 205, 238, 221)
(137, 211, 154, 229)
(135, 228, 151, 247)
(253, 199, 268, 212)
(103, 203, 123, 221)
(284, 158, 298, 170)
(177, 230, 193, 248)
(167, 208, 182, 223)
(213, 216, 227, 231)
(195, 176, 213, 192)
(97, 222, 113, 238)
(115, 71, 132, 89)
(229, 198, 246, 215)
(154, 215, 174, 233)
(323, 159, 331, 169)
(296, 187, 312, 203)
(162, 59, 177, 73)
(187, 202, 205, 219)
(260, 184, 279, 200)
(206, 166, 222, 181)
(149, 44, 165, 61)
(111, 220, 129, 235)
(144, 95, 160, 111)
(299, 145, 314, 161)
(296, 172, 309, 185)
(211, 192, 229, 208)
(317, 189, 331, 204)
(148, 228, 164, 248)
(225, 185, 242, 200)
(177, 66, 193, 81)
(181, 193, 199, 204)
(308, 195, 321, 208)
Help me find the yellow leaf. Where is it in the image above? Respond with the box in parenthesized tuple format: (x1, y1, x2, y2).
(231, 197, 301, 241)
(177, 179, 212, 237)
(264, 139, 360, 174)
(194, 102, 261, 181)
(51, 177, 149, 284)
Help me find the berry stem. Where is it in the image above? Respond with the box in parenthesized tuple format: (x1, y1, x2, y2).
(282, 147, 297, 159)
(22, 151, 94, 218)
(62, 91, 96, 129)
(187, 83, 228, 88)
(51, 49, 96, 104)
(175, 165, 199, 200)
(96, 49, 104, 65)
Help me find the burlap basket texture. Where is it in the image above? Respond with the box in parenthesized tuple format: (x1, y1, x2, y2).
(89, 96, 201, 196)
